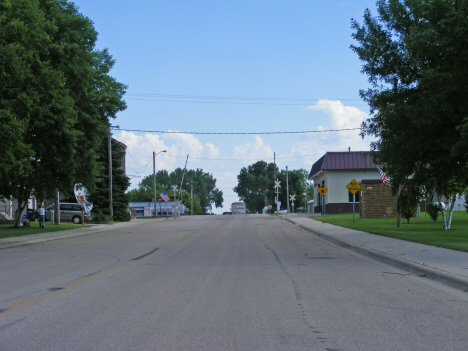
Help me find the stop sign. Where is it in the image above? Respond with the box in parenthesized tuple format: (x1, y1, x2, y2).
(268, 204, 272, 209)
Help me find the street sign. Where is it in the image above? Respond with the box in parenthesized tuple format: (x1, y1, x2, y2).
(346, 179, 361, 195)
(318, 185, 328, 196)
(268, 204, 272, 210)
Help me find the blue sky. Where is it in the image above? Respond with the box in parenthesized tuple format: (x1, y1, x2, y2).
(74, 0, 377, 213)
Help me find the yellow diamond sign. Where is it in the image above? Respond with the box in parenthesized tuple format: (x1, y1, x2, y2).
(346, 179, 361, 195)
(318, 185, 328, 196)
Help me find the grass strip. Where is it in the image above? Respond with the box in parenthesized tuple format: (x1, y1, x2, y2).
(0, 222, 93, 239)
(310, 211, 468, 253)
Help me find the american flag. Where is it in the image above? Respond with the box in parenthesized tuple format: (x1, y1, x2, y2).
(160, 191, 170, 202)
(376, 166, 391, 187)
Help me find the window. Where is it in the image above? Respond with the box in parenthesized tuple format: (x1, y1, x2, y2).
(348, 191, 360, 203)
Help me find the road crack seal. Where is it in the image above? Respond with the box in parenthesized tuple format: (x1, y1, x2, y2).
(259, 238, 327, 343)
(131, 248, 159, 261)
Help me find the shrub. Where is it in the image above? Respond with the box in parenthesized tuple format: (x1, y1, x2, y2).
(397, 190, 419, 224)
(426, 203, 440, 223)
(91, 211, 111, 223)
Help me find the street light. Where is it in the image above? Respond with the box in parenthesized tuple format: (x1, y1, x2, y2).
(153, 150, 167, 217)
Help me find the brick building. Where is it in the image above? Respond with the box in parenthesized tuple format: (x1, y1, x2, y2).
(359, 179, 397, 218)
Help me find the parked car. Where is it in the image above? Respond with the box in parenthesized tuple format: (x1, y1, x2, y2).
(27, 208, 39, 221)
(45, 203, 91, 224)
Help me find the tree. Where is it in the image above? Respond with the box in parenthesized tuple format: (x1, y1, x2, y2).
(0, 0, 127, 226)
(171, 168, 223, 214)
(177, 189, 203, 215)
(351, 0, 468, 230)
(397, 186, 420, 224)
(127, 168, 221, 215)
(233, 161, 310, 213)
(88, 138, 130, 221)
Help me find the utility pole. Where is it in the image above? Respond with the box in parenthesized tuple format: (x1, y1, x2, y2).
(171, 185, 178, 216)
(54, 189, 60, 225)
(153, 150, 167, 217)
(286, 166, 290, 213)
(153, 151, 156, 217)
(191, 186, 193, 216)
(108, 125, 113, 221)
(274, 152, 277, 203)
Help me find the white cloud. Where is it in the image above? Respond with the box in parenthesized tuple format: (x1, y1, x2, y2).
(116, 131, 212, 189)
(291, 100, 375, 168)
(205, 143, 220, 158)
(306, 99, 366, 130)
(162, 130, 204, 160)
(232, 135, 273, 161)
(305, 100, 371, 151)
(117, 130, 168, 169)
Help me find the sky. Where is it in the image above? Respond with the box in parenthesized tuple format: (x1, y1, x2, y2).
(73, 0, 378, 213)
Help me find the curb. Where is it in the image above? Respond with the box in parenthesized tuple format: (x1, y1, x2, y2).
(282, 217, 468, 292)
(0, 217, 172, 250)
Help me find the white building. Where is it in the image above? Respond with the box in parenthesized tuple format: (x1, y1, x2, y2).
(308, 151, 382, 214)
(129, 201, 187, 217)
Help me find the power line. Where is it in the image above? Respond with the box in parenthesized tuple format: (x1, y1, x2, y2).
(167, 153, 326, 161)
(127, 93, 363, 101)
(114, 127, 361, 135)
(117, 128, 151, 169)
(125, 93, 365, 106)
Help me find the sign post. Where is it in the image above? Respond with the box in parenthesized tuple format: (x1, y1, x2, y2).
(289, 194, 296, 214)
(317, 186, 328, 215)
(346, 179, 361, 224)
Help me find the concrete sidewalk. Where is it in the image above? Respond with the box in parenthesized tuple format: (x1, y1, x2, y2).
(0, 218, 168, 250)
(281, 214, 468, 292)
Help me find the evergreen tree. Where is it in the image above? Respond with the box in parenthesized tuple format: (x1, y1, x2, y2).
(88, 138, 130, 221)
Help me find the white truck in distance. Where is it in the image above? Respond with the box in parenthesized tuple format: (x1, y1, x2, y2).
(231, 202, 246, 214)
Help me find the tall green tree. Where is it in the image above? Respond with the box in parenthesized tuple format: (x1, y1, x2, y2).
(88, 138, 130, 221)
(233, 161, 310, 213)
(351, 0, 468, 229)
(0, 0, 127, 226)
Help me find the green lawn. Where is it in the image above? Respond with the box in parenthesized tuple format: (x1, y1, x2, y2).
(0, 222, 93, 239)
(311, 211, 468, 253)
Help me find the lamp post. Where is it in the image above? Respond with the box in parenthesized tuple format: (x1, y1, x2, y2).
(153, 150, 167, 217)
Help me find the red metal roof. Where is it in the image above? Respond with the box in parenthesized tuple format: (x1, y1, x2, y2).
(308, 151, 378, 179)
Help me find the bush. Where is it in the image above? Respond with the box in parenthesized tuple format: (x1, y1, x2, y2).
(113, 207, 131, 222)
(91, 211, 111, 223)
(397, 190, 419, 224)
(426, 203, 440, 222)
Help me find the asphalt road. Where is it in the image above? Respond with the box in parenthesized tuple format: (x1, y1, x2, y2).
(1, 215, 468, 351)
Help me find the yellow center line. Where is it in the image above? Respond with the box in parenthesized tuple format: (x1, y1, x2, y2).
(3, 297, 32, 309)
(0, 261, 132, 319)
(0, 219, 217, 319)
